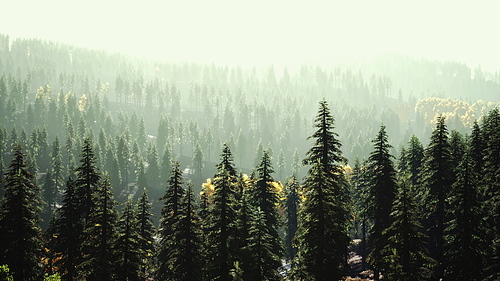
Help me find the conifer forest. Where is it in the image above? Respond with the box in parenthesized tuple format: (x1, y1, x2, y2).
(0, 4, 500, 281)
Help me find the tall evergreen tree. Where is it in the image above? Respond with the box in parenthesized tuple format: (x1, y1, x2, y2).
(247, 150, 282, 277)
(79, 175, 118, 281)
(115, 200, 143, 281)
(136, 188, 155, 278)
(156, 160, 185, 280)
(421, 116, 453, 279)
(295, 100, 349, 281)
(205, 144, 239, 281)
(405, 135, 424, 189)
(171, 183, 204, 281)
(51, 178, 82, 281)
(284, 175, 300, 262)
(444, 150, 486, 280)
(383, 180, 434, 281)
(0, 144, 43, 281)
(366, 125, 398, 280)
(74, 138, 101, 223)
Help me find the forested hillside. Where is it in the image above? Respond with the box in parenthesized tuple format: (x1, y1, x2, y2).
(0, 34, 499, 280)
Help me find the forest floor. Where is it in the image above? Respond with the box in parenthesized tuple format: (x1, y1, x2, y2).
(345, 239, 373, 281)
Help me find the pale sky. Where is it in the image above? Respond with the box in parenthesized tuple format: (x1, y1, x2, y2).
(2, 0, 500, 71)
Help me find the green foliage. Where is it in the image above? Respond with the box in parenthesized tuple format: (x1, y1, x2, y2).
(366, 125, 398, 278)
(79, 175, 118, 281)
(0, 144, 43, 281)
(295, 100, 349, 281)
(0, 264, 14, 281)
(421, 116, 454, 279)
(383, 180, 434, 281)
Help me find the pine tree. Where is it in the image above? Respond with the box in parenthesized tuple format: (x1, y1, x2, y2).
(193, 141, 204, 186)
(51, 178, 82, 281)
(171, 183, 204, 281)
(79, 175, 118, 281)
(156, 161, 185, 280)
(444, 150, 486, 280)
(247, 150, 282, 277)
(480, 108, 500, 280)
(74, 138, 101, 223)
(295, 100, 349, 281)
(136, 188, 155, 278)
(50, 136, 64, 208)
(0, 144, 43, 281)
(284, 175, 300, 261)
(245, 207, 283, 281)
(146, 143, 160, 191)
(366, 125, 398, 280)
(421, 116, 453, 279)
(205, 144, 239, 281)
(383, 180, 434, 281)
(406, 135, 424, 190)
(115, 200, 143, 281)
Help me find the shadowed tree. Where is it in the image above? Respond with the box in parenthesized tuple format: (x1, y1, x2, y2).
(0, 144, 43, 281)
(295, 100, 349, 281)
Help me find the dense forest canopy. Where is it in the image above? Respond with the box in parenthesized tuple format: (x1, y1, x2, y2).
(0, 28, 499, 281)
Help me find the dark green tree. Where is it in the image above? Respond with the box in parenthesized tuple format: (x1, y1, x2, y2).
(383, 180, 434, 281)
(0, 144, 43, 281)
(115, 200, 143, 281)
(79, 175, 118, 281)
(295, 100, 349, 281)
(51, 178, 82, 281)
(444, 150, 486, 280)
(74, 138, 101, 222)
(366, 125, 398, 280)
(171, 183, 204, 281)
(421, 116, 453, 279)
(136, 188, 155, 278)
(247, 150, 282, 276)
(284, 175, 300, 262)
(156, 160, 185, 280)
(205, 144, 239, 281)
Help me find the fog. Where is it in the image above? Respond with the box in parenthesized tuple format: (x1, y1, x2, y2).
(3, 0, 500, 70)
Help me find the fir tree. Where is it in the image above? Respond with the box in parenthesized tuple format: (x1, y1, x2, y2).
(383, 180, 434, 281)
(115, 200, 143, 281)
(421, 116, 453, 279)
(74, 138, 101, 223)
(79, 175, 118, 281)
(284, 175, 300, 261)
(245, 207, 283, 281)
(156, 160, 185, 280)
(136, 188, 155, 278)
(366, 125, 398, 280)
(445, 150, 486, 280)
(295, 100, 349, 281)
(51, 178, 82, 281)
(172, 183, 204, 281)
(205, 144, 239, 281)
(247, 150, 282, 275)
(0, 144, 43, 281)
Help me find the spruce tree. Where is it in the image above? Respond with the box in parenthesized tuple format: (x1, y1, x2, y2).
(366, 125, 398, 280)
(74, 138, 101, 223)
(445, 150, 486, 280)
(244, 150, 282, 278)
(115, 200, 143, 281)
(156, 160, 185, 280)
(79, 175, 118, 281)
(0, 144, 43, 281)
(284, 175, 300, 262)
(136, 188, 155, 278)
(405, 135, 424, 190)
(421, 116, 453, 279)
(295, 100, 349, 281)
(172, 183, 204, 281)
(51, 178, 82, 281)
(205, 144, 239, 281)
(383, 180, 434, 281)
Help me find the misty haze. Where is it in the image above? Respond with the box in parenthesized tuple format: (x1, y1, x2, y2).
(0, 1, 499, 280)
